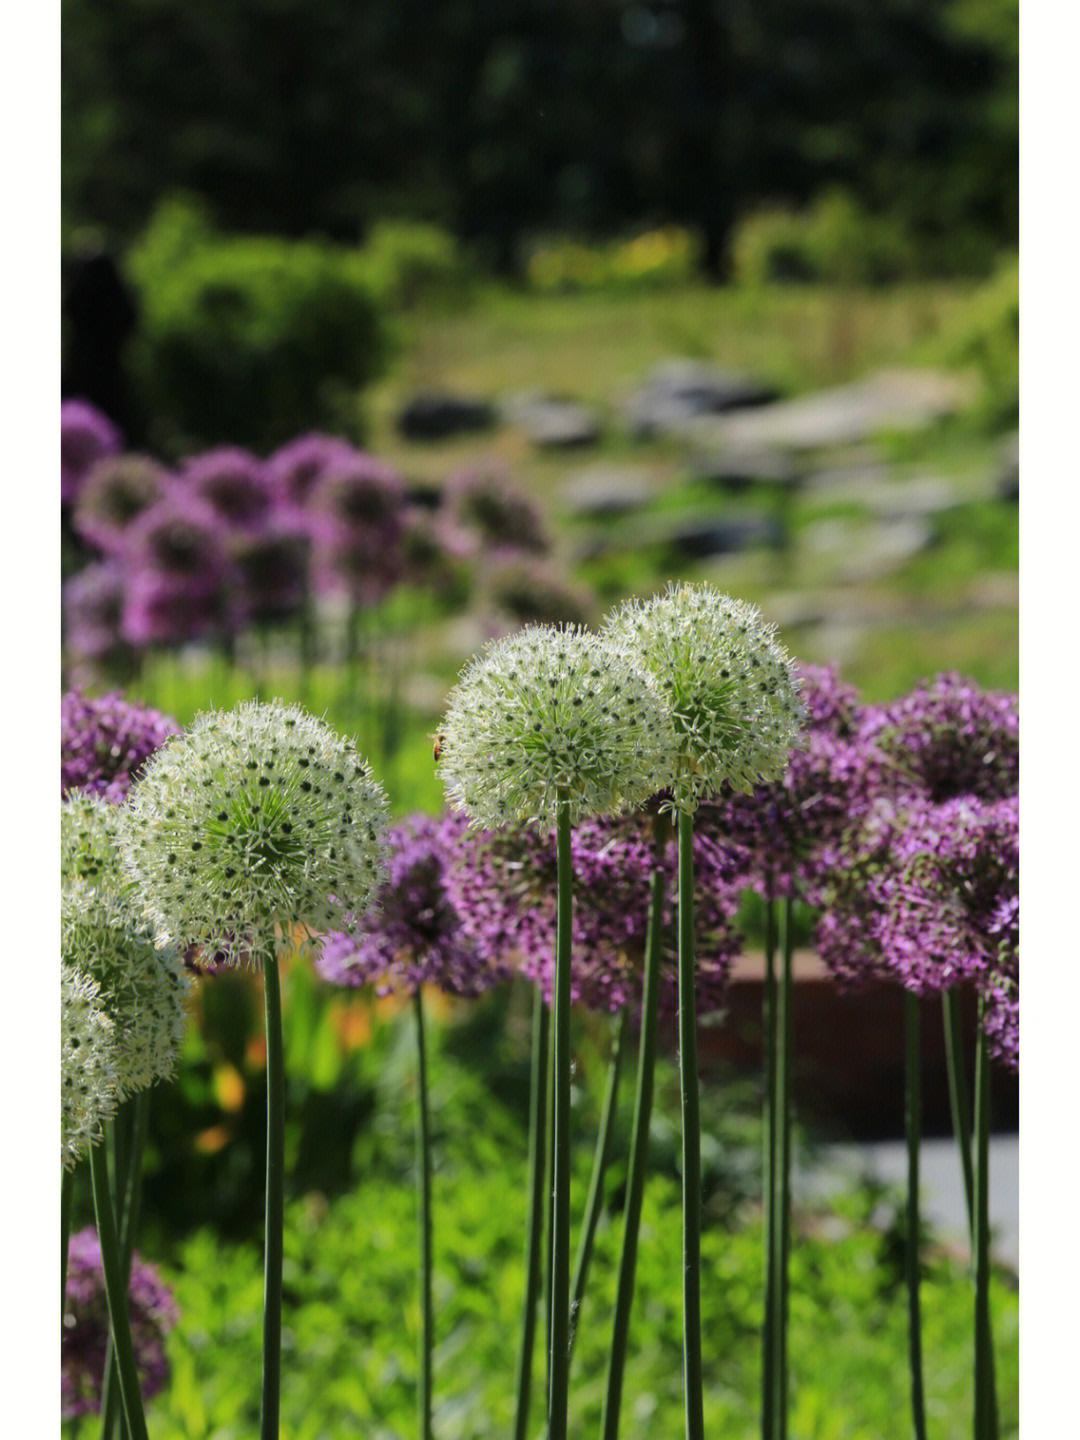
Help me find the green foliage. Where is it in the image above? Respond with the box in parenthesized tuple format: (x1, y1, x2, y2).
(125, 198, 387, 454)
(730, 191, 917, 288)
(945, 258, 1019, 433)
(525, 227, 702, 295)
(344, 221, 476, 312)
(129, 1024, 1017, 1439)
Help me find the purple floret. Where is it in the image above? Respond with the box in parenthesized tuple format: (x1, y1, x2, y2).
(62, 1227, 178, 1420)
(265, 433, 359, 519)
(306, 452, 408, 603)
(181, 446, 275, 536)
(62, 399, 123, 505)
(318, 812, 506, 998)
(61, 688, 180, 802)
(63, 561, 128, 665)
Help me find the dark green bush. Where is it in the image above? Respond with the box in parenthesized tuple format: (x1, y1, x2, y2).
(731, 191, 916, 288)
(947, 257, 1018, 433)
(125, 199, 388, 455)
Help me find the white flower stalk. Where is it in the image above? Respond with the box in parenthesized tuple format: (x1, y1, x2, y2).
(119, 700, 390, 963)
(61, 794, 127, 890)
(62, 882, 191, 1099)
(437, 624, 678, 830)
(604, 583, 805, 809)
(61, 962, 120, 1170)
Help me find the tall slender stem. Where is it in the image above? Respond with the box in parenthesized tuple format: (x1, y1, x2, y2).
(102, 1090, 152, 1440)
(62, 1165, 76, 1324)
(548, 800, 574, 1440)
(569, 1006, 627, 1359)
(772, 894, 794, 1440)
(413, 989, 434, 1440)
(943, 988, 976, 1235)
(761, 898, 777, 1440)
(677, 807, 705, 1440)
(905, 992, 928, 1440)
(87, 1142, 149, 1440)
(513, 990, 551, 1440)
(544, 988, 555, 1414)
(601, 813, 668, 1440)
(973, 1007, 998, 1440)
(260, 949, 286, 1440)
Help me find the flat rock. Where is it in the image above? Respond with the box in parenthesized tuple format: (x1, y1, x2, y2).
(802, 515, 935, 583)
(690, 369, 975, 452)
(508, 394, 601, 449)
(662, 514, 785, 559)
(562, 465, 655, 519)
(397, 393, 497, 441)
(691, 447, 802, 491)
(622, 360, 781, 439)
(807, 465, 955, 518)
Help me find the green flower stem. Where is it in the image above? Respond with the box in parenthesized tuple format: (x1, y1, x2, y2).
(548, 798, 574, 1440)
(569, 1005, 628, 1360)
(677, 806, 705, 1440)
(601, 812, 668, 1440)
(413, 989, 434, 1440)
(544, 996, 555, 1413)
(942, 989, 976, 1234)
(102, 1090, 152, 1440)
(62, 1165, 76, 1324)
(771, 895, 794, 1440)
(973, 1006, 998, 1440)
(87, 1140, 149, 1440)
(761, 898, 777, 1440)
(905, 992, 928, 1440)
(513, 988, 551, 1440)
(260, 949, 286, 1440)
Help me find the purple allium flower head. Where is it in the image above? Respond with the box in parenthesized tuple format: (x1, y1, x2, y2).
(306, 452, 408, 602)
(317, 812, 505, 997)
(120, 494, 241, 644)
(61, 688, 180, 803)
(862, 673, 1018, 804)
(63, 561, 128, 665)
(73, 454, 176, 556)
(816, 794, 1018, 1029)
(982, 894, 1018, 1071)
(398, 507, 470, 596)
(699, 665, 881, 902)
(446, 464, 550, 555)
(62, 1227, 178, 1420)
(231, 523, 311, 624)
(443, 811, 742, 1015)
(181, 446, 275, 536)
(265, 433, 359, 519)
(62, 399, 123, 505)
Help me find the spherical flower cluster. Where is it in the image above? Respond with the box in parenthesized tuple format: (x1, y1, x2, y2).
(61, 964, 119, 1170)
(62, 794, 126, 889)
(862, 672, 1018, 804)
(120, 493, 239, 646)
(63, 1227, 178, 1419)
(62, 400, 123, 506)
(231, 525, 310, 624)
(182, 446, 275, 536)
(438, 624, 678, 831)
(62, 562, 129, 672)
(265, 432, 358, 519)
(119, 701, 390, 963)
(604, 583, 805, 809)
(446, 464, 550, 555)
(318, 812, 506, 997)
(61, 689, 180, 803)
(443, 812, 742, 1015)
(72, 455, 176, 557)
(700, 665, 882, 902)
(62, 882, 191, 1098)
(307, 453, 408, 603)
(982, 894, 1019, 1071)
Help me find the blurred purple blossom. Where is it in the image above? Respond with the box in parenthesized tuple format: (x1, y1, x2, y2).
(73, 454, 176, 557)
(61, 688, 180, 802)
(63, 561, 128, 666)
(62, 400, 123, 505)
(265, 433, 359, 519)
(62, 1227, 179, 1420)
(181, 446, 275, 536)
(445, 464, 550, 555)
(119, 493, 240, 645)
(318, 812, 505, 997)
(231, 523, 311, 625)
(306, 452, 408, 602)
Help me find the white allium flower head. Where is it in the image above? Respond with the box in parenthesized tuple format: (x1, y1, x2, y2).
(61, 962, 120, 1170)
(118, 700, 390, 962)
(437, 623, 678, 830)
(61, 881, 191, 1100)
(604, 583, 805, 808)
(61, 794, 126, 891)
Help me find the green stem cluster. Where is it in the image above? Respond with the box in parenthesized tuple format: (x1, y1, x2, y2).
(260, 950, 286, 1440)
(548, 800, 574, 1440)
(513, 992, 551, 1440)
(905, 993, 927, 1440)
(414, 990, 434, 1440)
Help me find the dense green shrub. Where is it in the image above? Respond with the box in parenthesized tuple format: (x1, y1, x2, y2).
(125, 199, 388, 454)
(731, 191, 916, 288)
(525, 227, 701, 294)
(345, 221, 476, 312)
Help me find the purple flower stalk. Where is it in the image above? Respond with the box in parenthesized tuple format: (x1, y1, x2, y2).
(62, 400, 123, 505)
(318, 812, 505, 997)
(62, 1227, 178, 1420)
(61, 689, 180, 803)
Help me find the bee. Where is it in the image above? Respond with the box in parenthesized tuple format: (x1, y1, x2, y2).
(433, 733, 444, 762)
